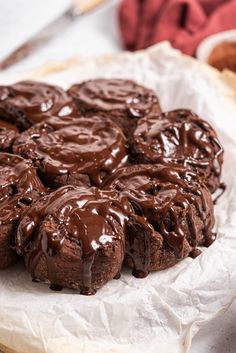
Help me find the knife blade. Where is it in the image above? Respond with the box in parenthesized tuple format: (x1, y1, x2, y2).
(0, 0, 107, 71)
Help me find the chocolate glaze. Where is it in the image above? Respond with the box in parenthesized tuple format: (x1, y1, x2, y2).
(204, 233, 217, 247)
(0, 120, 19, 152)
(50, 284, 63, 292)
(0, 80, 78, 130)
(189, 248, 202, 258)
(213, 182, 226, 205)
(16, 186, 126, 295)
(0, 79, 224, 292)
(13, 115, 127, 188)
(0, 153, 46, 225)
(68, 79, 161, 137)
(68, 79, 160, 115)
(131, 109, 224, 192)
(103, 163, 215, 276)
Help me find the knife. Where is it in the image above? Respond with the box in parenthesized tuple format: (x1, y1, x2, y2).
(0, 0, 107, 71)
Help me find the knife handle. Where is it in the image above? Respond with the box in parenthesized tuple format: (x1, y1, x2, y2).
(75, 0, 107, 14)
(0, 0, 108, 70)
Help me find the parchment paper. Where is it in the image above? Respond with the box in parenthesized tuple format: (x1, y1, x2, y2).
(0, 42, 236, 353)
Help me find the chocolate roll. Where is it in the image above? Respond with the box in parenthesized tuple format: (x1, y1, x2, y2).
(130, 109, 224, 192)
(0, 153, 46, 269)
(0, 120, 19, 152)
(13, 115, 127, 188)
(103, 163, 215, 277)
(68, 79, 161, 137)
(0, 80, 78, 130)
(16, 186, 126, 295)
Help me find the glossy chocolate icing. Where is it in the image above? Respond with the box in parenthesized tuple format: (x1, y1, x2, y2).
(0, 80, 78, 130)
(189, 248, 202, 258)
(13, 115, 127, 187)
(68, 79, 161, 115)
(103, 163, 215, 277)
(17, 186, 126, 295)
(213, 182, 226, 204)
(0, 153, 46, 225)
(68, 79, 161, 134)
(131, 109, 224, 192)
(0, 79, 223, 293)
(0, 119, 19, 151)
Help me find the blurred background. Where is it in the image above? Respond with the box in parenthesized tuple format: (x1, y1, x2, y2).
(0, 0, 235, 352)
(0, 0, 236, 74)
(0, 0, 122, 74)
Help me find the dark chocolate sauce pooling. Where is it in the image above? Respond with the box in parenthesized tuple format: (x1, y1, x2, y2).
(0, 80, 78, 130)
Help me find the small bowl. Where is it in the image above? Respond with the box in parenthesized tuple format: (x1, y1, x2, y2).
(196, 29, 236, 63)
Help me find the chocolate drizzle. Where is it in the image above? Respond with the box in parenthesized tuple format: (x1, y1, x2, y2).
(17, 186, 126, 295)
(68, 79, 161, 115)
(125, 216, 154, 278)
(0, 120, 19, 152)
(213, 182, 226, 204)
(13, 115, 127, 188)
(0, 80, 78, 130)
(68, 79, 161, 137)
(131, 109, 224, 192)
(103, 163, 215, 276)
(0, 79, 223, 294)
(0, 152, 46, 269)
(0, 153, 46, 224)
(189, 248, 202, 259)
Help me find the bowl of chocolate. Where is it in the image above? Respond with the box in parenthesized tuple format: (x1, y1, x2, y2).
(196, 29, 236, 72)
(0, 78, 224, 295)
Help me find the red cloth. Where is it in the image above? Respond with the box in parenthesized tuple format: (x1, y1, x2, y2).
(119, 0, 236, 55)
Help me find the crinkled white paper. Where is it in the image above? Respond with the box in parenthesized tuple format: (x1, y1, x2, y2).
(1, 43, 236, 353)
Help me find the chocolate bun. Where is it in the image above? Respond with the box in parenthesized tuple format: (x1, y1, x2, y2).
(103, 164, 215, 277)
(130, 109, 224, 192)
(0, 120, 19, 152)
(13, 115, 127, 188)
(0, 153, 46, 269)
(0, 80, 78, 130)
(68, 79, 161, 137)
(16, 185, 125, 295)
(0, 79, 223, 295)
